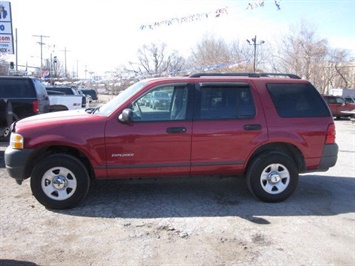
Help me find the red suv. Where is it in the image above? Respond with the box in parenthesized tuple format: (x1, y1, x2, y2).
(323, 95, 355, 119)
(5, 73, 338, 209)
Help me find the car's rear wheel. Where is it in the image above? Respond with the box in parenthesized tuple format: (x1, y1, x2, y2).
(30, 154, 90, 209)
(246, 152, 298, 202)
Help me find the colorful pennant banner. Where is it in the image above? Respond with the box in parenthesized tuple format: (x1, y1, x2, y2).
(140, 7, 228, 30)
(140, 0, 281, 30)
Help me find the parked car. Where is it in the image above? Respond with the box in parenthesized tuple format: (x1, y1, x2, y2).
(0, 76, 50, 139)
(138, 92, 152, 106)
(46, 86, 86, 108)
(45, 88, 84, 112)
(323, 95, 355, 119)
(5, 73, 338, 209)
(77, 89, 92, 103)
(79, 89, 98, 101)
(150, 90, 171, 109)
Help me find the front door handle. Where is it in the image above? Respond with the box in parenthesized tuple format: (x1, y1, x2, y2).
(166, 127, 186, 134)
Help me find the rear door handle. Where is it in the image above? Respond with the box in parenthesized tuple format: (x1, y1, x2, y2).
(166, 127, 186, 134)
(243, 124, 262, 131)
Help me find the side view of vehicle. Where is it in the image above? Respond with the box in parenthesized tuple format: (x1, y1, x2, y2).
(46, 88, 84, 111)
(46, 86, 87, 108)
(5, 73, 338, 209)
(323, 95, 355, 119)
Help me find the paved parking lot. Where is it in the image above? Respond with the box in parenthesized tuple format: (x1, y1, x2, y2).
(0, 120, 354, 265)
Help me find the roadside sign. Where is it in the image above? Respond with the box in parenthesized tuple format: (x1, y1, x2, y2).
(0, 1, 14, 54)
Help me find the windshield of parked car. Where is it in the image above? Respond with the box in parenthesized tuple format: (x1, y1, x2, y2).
(95, 80, 147, 116)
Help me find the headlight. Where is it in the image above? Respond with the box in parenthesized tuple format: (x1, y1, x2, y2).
(10, 133, 24, 149)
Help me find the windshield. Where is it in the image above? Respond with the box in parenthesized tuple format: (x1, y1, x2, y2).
(95, 81, 147, 116)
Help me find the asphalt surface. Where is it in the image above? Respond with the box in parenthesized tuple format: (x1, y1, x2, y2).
(0, 119, 354, 265)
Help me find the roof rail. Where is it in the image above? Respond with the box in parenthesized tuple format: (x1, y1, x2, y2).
(189, 72, 301, 79)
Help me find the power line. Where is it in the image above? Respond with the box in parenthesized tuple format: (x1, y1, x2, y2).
(32, 34, 50, 73)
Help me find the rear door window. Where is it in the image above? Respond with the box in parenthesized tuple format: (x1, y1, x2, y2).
(194, 83, 256, 120)
(267, 83, 330, 117)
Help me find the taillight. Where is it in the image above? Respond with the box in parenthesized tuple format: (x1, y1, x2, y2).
(325, 123, 336, 144)
(32, 100, 39, 113)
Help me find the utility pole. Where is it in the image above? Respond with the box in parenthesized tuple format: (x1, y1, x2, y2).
(15, 29, 18, 72)
(59, 47, 70, 78)
(33, 34, 50, 76)
(246, 35, 265, 72)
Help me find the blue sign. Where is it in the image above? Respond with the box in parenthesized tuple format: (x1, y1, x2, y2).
(0, 1, 14, 54)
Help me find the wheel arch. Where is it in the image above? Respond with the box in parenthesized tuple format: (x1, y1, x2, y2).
(49, 105, 69, 112)
(246, 142, 305, 174)
(24, 145, 95, 180)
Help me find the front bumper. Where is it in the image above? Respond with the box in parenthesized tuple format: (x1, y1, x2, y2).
(5, 147, 35, 184)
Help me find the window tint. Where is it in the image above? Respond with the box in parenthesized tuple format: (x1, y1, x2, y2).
(267, 83, 330, 117)
(345, 97, 355, 103)
(324, 97, 336, 104)
(131, 85, 189, 121)
(0, 78, 36, 98)
(335, 97, 345, 104)
(47, 87, 74, 94)
(33, 79, 48, 98)
(196, 85, 255, 120)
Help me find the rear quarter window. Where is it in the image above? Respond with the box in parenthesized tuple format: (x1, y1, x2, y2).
(267, 83, 330, 118)
(0, 78, 36, 98)
(33, 79, 48, 98)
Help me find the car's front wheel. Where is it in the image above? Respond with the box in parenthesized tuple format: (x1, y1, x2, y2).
(30, 154, 90, 209)
(246, 152, 298, 202)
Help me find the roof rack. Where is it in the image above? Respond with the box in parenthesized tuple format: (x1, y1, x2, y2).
(189, 72, 301, 79)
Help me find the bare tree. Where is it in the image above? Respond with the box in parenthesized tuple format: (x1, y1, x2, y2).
(190, 35, 230, 67)
(275, 21, 328, 86)
(188, 35, 247, 72)
(324, 48, 354, 91)
(127, 42, 186, 77)
(273, 20, 354, 93)
(188, 35, 269, 73)
(42, 57, 66, 80)
(0, 60, 9, 75)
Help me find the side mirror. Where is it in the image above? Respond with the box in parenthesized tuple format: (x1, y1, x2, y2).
(118, 108, 133, 123)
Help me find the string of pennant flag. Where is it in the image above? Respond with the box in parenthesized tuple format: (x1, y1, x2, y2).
(140, 0, 282, 30)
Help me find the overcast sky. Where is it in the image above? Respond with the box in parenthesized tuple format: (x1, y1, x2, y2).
(3, 0, 355, 77)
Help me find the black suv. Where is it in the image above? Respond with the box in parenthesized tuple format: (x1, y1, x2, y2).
(0, 76, 50, 139)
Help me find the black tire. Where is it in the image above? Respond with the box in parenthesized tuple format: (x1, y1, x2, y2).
(246, 152, 298, 203)
(5, 100, 13, 127)
(30, 154, 90, 209)
(1, 100, 15, 141)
